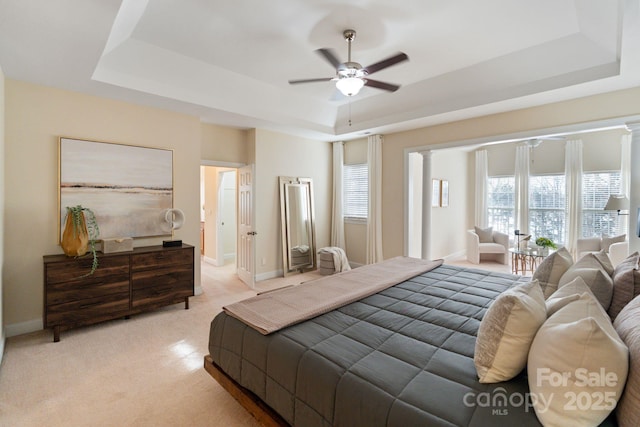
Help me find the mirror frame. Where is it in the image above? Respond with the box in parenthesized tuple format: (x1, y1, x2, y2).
(279, 176, 316, 276)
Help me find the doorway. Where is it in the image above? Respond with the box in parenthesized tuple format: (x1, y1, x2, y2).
(201, 165, 237, 267)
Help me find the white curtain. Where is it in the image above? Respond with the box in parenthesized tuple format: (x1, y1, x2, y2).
(565, 139, 583, 257)
(620, 134, 631, 234)
(514, 145, 530, 234)
(366, 134, 383, 264)
(330, 142, 346, 249)
(475, 150, 488, 227)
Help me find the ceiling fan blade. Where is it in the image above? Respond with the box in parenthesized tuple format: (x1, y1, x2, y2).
(362, 52, 409, 75)
(364, 79, 400, 92)
(315, 48, 342, 69)
(288, 77, 334, 85)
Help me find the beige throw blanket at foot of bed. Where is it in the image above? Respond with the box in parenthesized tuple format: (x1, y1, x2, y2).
(223, 256, 444, 335)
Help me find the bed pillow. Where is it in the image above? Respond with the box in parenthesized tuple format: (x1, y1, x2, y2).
(592, 250, 615, 276)
(532, 247, 573, 298)
(558, 254, 613, 310)
(528, 292, 629, 427)
(474, 226, 493, 243)
(609, 252, 640, 320)
(613, 294, 640, 427)
(474, 280, 546, 383)
(545, 276, 593, 317)
(602, 233, 626, 252)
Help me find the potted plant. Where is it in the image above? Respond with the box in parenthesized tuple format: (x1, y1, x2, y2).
(535, 237, 557, 255)
(61, 205, 100, 275)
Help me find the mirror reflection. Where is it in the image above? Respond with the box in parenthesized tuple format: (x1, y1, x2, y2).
(279, 177, 316, 276)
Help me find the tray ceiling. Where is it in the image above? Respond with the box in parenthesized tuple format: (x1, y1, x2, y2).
(1, 0, 639, 140)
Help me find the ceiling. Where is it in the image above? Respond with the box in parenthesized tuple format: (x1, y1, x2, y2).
(1, 0, 639, 141)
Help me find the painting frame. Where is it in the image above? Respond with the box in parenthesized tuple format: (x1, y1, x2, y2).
(440, 180, 449, 207)
(59, 137, 174, 241)
(432, 179, 441, 207)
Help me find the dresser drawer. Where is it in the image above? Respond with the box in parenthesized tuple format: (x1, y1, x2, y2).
(45, 292, 130, 327)
(45, 255, 130, 284)
(131, 283, 192, 310)
(131, 264, 193, 309)
(131, 247, 193, 271)
(46, 275, 130, 306)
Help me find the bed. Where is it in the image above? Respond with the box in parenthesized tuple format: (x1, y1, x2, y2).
(206, 261, 627, 427)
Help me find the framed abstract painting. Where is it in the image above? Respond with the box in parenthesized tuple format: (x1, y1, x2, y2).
(59, 137, 174, 240)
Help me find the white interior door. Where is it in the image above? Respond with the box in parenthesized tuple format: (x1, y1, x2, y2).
(237, 165, 255, 288)
(216, 170, 237, 266)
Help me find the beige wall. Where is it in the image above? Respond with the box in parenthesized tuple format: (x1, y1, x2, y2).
(200, 122, 248, 164)
(4, 80, 202, 334)
(0, 67, 5, 358)
(382, 87, 640, 259)
(431, 149, 469, 258)
(485, 128, 627, 176)
(253, 129, 331, 278)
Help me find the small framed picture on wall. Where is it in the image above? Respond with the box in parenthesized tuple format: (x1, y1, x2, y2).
(432, 179, 441, 207)
(440, 180, 449, 207)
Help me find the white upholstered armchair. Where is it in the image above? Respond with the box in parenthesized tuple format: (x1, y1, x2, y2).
(576, 235, 628, 267)
(467, 228, 510, 265)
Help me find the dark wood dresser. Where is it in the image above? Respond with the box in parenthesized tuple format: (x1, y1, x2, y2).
(43, 244, 194, 342)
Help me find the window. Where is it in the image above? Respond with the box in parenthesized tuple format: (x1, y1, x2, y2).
(582, 171, 622, 237)
(529, 174, 566, 244)
(485, 168, 623, 244)
(343, 163, 368, 220)
(487, 176, 515, 235)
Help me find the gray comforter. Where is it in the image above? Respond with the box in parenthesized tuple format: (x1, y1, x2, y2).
(208, 264, 614, 426)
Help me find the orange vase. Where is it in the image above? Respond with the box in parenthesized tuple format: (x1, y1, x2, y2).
(61, 211, 89, 256)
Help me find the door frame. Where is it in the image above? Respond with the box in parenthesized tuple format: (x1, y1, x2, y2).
(201, 160, 245, 267)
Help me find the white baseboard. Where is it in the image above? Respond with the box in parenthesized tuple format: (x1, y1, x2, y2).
(5, 318, 42, 338)
(194, 285, 203, 296)
(443, 250, 466, 262)
(255, 269, 283, 282)
(349, 261, 364, 268)
(202, 256, 217, 265)
(224, 253, 235, 261)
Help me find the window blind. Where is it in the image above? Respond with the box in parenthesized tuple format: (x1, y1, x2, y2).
(528, 174, 566, 244)
(343, 163, 368, 219)
(487, 176, 515, 235)
(582, 171, 621, 237)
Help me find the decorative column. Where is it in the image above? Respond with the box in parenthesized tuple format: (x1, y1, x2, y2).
(419, 151, 432, 260)
(626, 122, 640, 253)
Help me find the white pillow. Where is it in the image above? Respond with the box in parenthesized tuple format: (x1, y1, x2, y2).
(474, 226, 493, 243)
(474, 280, 546, 383)
(528, 292, 629, 427)
(545, 276, 593, 317)
(602, 233, 626, 252)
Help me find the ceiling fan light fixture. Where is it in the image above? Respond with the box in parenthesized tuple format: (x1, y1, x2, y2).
(336, 77, 364, 96)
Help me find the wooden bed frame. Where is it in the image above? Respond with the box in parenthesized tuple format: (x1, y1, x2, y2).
(204, 355, 289, 427)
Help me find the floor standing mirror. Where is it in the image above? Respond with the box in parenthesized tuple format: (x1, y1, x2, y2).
(279, 176, 316, 276)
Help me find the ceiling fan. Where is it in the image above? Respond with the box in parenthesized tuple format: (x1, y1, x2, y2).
(288, 29, 409, 97)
